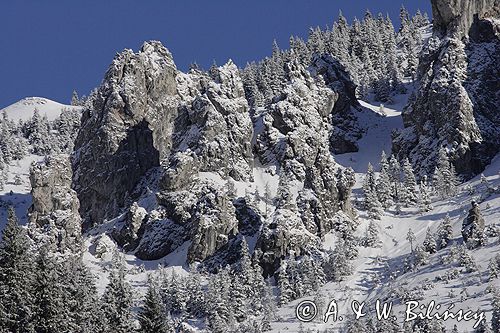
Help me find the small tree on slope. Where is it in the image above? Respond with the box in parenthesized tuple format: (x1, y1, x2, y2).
(363, 163, 383, 219)
(436, 214, 453, 249)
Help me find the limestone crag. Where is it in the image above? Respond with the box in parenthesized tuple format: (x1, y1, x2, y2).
(72, 40, 361, 269)
(29, 155, 82, 253)
(72, 41, 178, 228)
(393, 1, 500, 177)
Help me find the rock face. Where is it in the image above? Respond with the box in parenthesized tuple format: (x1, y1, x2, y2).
(393, 2, 500, 177)
(73, 40, 360, 271)
(29, 155, 82, 253)
(432, 0, 500, 38)
(72, 41, 178, 228)
(462, 201, 486, 247)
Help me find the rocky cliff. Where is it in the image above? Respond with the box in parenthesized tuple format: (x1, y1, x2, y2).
(72, 40, 361, 272)
(393, 0, 500, 177)
(28, 155, 82, 253)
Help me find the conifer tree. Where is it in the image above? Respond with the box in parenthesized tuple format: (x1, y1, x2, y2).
(418, 175, 433, 212)
(65, 255, 102, 332)
(278, 261, 294, 305)
(488, 258, 499, 281)
(436, 214, 453, 249)
(462, 201, 486, 249)
(388, 155, 401, 202)
(422, 227, 437, 254)
(33, 244, 73, 333)
(406, 228, 416, 253)
(492, 289, 500, 333)
(433, 147, 459, 198)
(138, 276, 172, 333)
(101, 252, 135, 333)
(0, 207, 34, 332)
(363, 163, 383, 219)
(377, 151, 393, 209)
(401, 158, 418, 205)
(363, 220, 380, 247)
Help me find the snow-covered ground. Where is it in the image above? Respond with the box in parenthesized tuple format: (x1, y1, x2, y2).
(1, 96, 81, 122)
(270, 98, 500, 333)
(1, 94, 498, 332)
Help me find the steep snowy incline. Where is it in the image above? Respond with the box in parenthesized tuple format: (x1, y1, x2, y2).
(1, 97, 81, 122)
(270, 96, 500, 332)
(334, 97, 405, 174)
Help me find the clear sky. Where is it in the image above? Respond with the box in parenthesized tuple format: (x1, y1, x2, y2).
(0, 1, 431, 107)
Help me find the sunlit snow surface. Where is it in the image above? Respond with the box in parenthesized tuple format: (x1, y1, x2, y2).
(1, 96, 81, 122)
(0, 93, 498, 332)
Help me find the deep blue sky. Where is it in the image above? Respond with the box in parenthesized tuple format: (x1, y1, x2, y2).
(0, 1, 431, 107)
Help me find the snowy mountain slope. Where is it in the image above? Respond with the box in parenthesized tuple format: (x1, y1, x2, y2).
(268, 99, 500, 333)
(1, 96, 81, 122)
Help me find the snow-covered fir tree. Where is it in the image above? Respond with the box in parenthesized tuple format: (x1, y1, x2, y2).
(401, 157, 418, 206)
(462, 201, 486, 249)
(363, 220, 380, 247)
(406, 228, 416, 253)
(376, 151, 393, 209)
(388, 155, 401, 203)
(363, 162, 383, 219)
(433, 147, 459, 199)
(436, 214, 453, 249)
(422, 227, 437, 254)
(101, 251, 135, 333)
(138, 276, 172, 333)
(418, 175, 433, 212)
(492, 288, 500, 333)
(0, 207, 35, 332)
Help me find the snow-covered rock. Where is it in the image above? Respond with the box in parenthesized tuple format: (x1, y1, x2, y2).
(28, 154, 82, 253)
(393, 1, 500, 177)
(70, 40, 360, 270)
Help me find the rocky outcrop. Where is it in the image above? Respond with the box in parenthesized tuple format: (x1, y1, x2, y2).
(72, 40, 360, 271)
(112, 202, 147, 251)
(28, 155, 82, 253)
(393, 2, 500, 177)
(432, 0, 500, 38)
(135, 181, 238, 262)
(72, 41, 178, 228)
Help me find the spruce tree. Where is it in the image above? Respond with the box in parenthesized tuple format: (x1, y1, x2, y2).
(33, 244, 73, 333)
(406, 228, 416, 253)
(101, 252, 135, 333)
(422, 227, 437, 254)
(0, 207, 34, 332)
(488, 257, 499, 281)
(418, 175, 433, 212)
(377, 151, 393, 209)
(363, 163, 383, 219)
(462, 201, 486, 249)
(278, 261, 294, 305)
(401, 158, 418, 205)
(363, 220, 380, 247)
(433, 147, 459, 198)
(138, 276, 172, 333)
(436, 214, 453, 250)
(64, 254, 102, 333)
(388, 155, 401, 202)
(492, 289, 500, 333)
